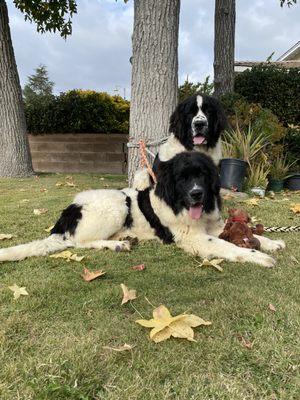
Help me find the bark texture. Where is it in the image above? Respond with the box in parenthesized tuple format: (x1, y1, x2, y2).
(214, 0, 236, 98)
(0, 0, 33, 177)
(128, 0, 180, 185)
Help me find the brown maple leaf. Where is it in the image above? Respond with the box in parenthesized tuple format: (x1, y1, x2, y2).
(81, 267, 106, 282)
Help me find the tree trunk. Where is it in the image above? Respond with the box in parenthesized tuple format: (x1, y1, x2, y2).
(128, 0, 180, 186)
(214, 0, 236, 98)
(0, 0, 33, 177)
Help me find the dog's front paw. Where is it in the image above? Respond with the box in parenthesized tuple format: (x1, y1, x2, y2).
(236, 249, 276, 268)
(270, 239, 286, 251)
(115, 241, 131, 252)
(262, 238, 286, 252)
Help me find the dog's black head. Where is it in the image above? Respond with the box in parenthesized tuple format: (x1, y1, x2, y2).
(169, 93, 227, 151)
(155, 151, 221, 218)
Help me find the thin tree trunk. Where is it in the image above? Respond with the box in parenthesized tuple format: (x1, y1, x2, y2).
(214, 0, 236, 98)
(0, 0, 33, 177)
(128, 0, 180, 186)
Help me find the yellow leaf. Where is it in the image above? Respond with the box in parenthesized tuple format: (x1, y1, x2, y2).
(181, 314, 212, 327)
(120, 284, 137, 304)
(151, 327, 172, 343)
(243, 198, 260, 207)
(222, 193, 234, 200)
(50, 250, 84, 262)
(44, 225, 55, 233)
(290, 203, 300, 214)
(0, 234, 16, 240)
(199, 258, 224, 272)
(65, 181, 77, 187)
(8, 284, 29, 300)
(169, 320, 195, 341)
(33, 208, 48, 215)
(70, 254, 85, 262)
(136, 305, 211, 343)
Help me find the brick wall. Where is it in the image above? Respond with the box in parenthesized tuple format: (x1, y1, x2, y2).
(28, 134, 128, 174)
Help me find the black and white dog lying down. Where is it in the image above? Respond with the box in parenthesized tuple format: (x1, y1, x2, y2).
(0, 152, 284, 267)
(133, 92, 227, 190)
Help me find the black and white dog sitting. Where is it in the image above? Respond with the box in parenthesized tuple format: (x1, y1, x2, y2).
(133, 93, 227, 190)
(0, 152, 283, 267)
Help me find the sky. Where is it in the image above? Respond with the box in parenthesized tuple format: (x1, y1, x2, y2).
(7, 0, 300, 97)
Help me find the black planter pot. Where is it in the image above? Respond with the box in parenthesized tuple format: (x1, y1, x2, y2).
(284, 174, 300, 191)
(220, 158, 247, 192)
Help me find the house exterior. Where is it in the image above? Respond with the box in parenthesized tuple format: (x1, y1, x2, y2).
(234, 41, 300, 72)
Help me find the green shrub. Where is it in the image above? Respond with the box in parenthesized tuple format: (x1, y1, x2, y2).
(220, 94, 286, 160)
(26, 90, 129, 134)
(234, 64, 300, 126)
(178, 76, 214, 102)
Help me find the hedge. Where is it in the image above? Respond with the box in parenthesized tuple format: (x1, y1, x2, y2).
(234, 64, 300, 126)
(26, 90, 129, 134)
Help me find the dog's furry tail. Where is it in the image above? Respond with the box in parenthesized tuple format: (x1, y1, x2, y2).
(132, 168, 152, 191)
(0, 234, 73, 262)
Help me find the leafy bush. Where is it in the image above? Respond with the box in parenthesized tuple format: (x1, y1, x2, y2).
(234, 64, 300, 126)
(178, 76, 214, 102)
(221, 94, 286, 161)
(26, 90, 129, 134)
(284, 125, 300, 169)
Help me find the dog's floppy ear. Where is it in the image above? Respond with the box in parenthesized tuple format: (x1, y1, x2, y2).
(169, 104, 193, 150)
(213, 100, 227, 136)
(211, 165, 221, 195)
(154, 159, 175, 207)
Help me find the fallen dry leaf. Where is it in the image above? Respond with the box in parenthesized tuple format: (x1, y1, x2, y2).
(290, 203, 300, 214)
(55, 181, 64, 187)
(237, 335, 254, 349)
(120, 284, 137, 304)
(290, 255, 299, 264)
(136, 305, 211, 343)
(103, 343, 135, 352)
(44, 225, 55, 233)
(243, 198, 260, 207)
(268, 303, 276, 312)
(250, 216, 261, 224)
(65, 181, 77, 187)
(8, 284, 29, 300)
(197, 258, 224, 272)
(40, 188, 48, 193)
(81, 267, 106, 282)
(222, 193, 234, 201)
(20, 199, 29, 204)
(50, 250, 85, 262)
(33, 208, 48, 216)
(131, 264, 145, 271)
(0, 234, 16, 240)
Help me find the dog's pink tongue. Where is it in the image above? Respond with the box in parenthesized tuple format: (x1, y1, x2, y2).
(189, 205, 203, 220)
(193, 136, 206, 145)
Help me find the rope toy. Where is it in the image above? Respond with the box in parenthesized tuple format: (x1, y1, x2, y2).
(127, 136, 169, 185)
(264, 226, 300, 233)
(139, 140, 157, 184)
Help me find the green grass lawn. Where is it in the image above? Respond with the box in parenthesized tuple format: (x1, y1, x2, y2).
(0, 173, 299, 400)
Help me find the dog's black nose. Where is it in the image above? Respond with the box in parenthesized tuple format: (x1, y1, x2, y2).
(194, 120, 207, 128)
(189, 188, 203, 201)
